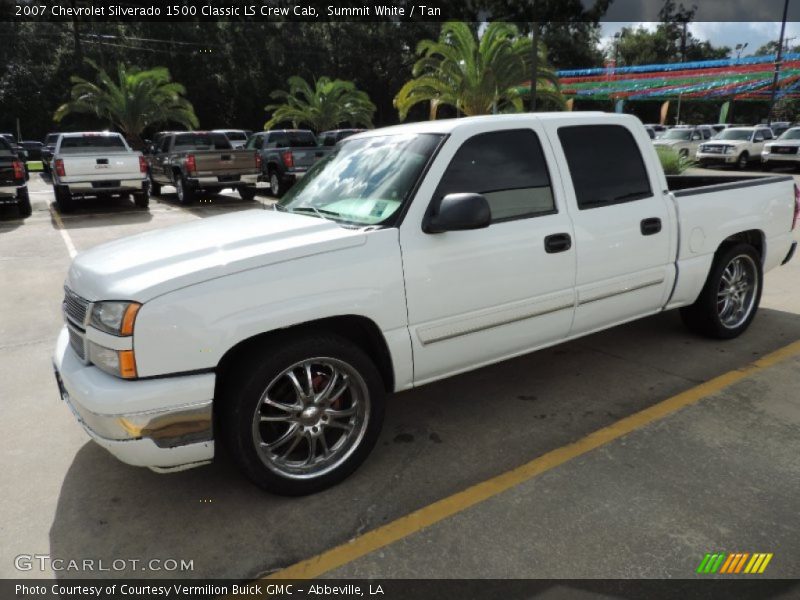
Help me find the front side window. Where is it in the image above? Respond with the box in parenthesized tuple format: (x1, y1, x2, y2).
(558, 125, 652, 210)
(277, 133, 442, 227)
(434, 129, 555, 222)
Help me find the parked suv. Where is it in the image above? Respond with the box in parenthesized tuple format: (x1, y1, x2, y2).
(246, 129, 324, 197)
(653, 125, 714, 160)
(696, 126, 774, 169)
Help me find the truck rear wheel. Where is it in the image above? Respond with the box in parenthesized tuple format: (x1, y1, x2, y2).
(220, 333, 385, 496)
(17, 187, 31, 218)
(54, 185, 73, 213)
(268, 169, 282, 198)
(238, 186, 257, 201)
(133, 189, 149, 209)
(680, 243, 762, 339)
(175, 176, 194, 205)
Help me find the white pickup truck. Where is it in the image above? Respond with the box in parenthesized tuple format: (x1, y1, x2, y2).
(51, 132, 149, 212)
(53, 113, 799, 495)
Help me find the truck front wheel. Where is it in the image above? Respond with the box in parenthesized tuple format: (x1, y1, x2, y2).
(680, 243, 762, 339)
(220, 334, 385, 495)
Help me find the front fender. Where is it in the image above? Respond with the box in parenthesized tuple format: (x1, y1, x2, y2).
(132, 229, 411, 386)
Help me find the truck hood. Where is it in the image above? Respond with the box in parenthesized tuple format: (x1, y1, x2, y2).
(66, 209, 366, 302)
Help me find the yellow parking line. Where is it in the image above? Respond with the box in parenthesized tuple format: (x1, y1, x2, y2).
(264, 338, 800, 580)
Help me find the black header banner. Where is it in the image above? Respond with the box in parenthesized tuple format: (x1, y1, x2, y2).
(3, 0, 800, 23)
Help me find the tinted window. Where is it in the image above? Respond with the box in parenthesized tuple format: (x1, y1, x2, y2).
(435, 129, 555, 222)
(702, 129, 712, 139)
(45, 134, 60, 145)
(246, 135, 263, 150)
(0, 138, 13, 154)
(269, 131, 318, 148)
(174, 133, 230, 150)
(762, 129, 774, 140)
(59, 135, 127, 153)
(222, 131, 247, 141)
(558, 125, 652, 210)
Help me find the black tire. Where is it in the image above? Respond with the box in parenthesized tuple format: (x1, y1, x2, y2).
(17, 187, 31, 218)
(175, 175, 194, 205)
(737, 152, 749, 170)
(238, 186, 257, 201)
(54, 185, 73, 213)
(268, 169, 283, 198)
(149, 175, 161, 196)
(680, 243, 762, 339)
(133, 189, 149, 209)
(219, 333, 386, 496)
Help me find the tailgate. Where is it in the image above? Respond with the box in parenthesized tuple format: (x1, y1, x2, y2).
(59, 153, 142, 181)
(193, 150, 257, 176)
(286, 147, 324, 169)
(0, 158, 20, 186)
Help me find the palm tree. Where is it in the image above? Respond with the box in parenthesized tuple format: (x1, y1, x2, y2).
(394, 21, 564, 120)
(264, 76, 375, 132)
(54, 59, 198, 147)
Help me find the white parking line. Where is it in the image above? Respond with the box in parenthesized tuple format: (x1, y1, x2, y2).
(49, 207, 77, 259)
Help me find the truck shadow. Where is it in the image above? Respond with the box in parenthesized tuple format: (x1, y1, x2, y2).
(48, 200, 154, 229)
(49, 308, 800, 580)
(152, 188, 273, 215)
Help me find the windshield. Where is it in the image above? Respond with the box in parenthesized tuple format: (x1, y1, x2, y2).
(663, 129, 691, 140)
(716, 129, 752, 141)
(778, 128, 800, 140)
(277, 133, 443, 227)
(59, 135, 127, 153)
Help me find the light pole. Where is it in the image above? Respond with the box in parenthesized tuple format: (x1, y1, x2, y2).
(768, 0, 790, 119)
(530, 0, 539, 112)
(735, 42, 748, 62)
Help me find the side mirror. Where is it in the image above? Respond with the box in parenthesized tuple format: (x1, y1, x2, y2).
(424, 193, 491, 234)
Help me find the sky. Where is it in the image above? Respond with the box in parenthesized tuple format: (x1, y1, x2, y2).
(599, 21, 800, 58)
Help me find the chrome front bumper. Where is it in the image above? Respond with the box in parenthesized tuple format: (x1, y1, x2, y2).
(53, 327, 215, 472)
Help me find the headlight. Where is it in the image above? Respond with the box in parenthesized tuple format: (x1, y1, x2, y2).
(724, 146, 735, 154)
(90, 301, 140, 336)
(88, 342, 137, 379)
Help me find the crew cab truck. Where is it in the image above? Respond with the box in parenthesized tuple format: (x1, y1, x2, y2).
(53, 113, 798, 496)
(147, 131, 260, 204)
(246, 129, 323, 198)
(0, 137, 31, 217)
(51, 132, 149, 212)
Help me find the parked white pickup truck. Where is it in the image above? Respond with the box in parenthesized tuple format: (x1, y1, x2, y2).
(53, 113, 799, 495)
(51, 132, 149, 212)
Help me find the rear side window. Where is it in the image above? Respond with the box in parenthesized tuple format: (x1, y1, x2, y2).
(174, 133, 231, 150)
(434, 129, 555, 222)
(0, 138, 13, 155)
(558, 125, 652, 210)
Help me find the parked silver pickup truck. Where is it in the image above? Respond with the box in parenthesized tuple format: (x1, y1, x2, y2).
(51, 132, 149, 212)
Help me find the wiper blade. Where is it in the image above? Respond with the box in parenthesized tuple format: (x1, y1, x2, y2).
(290, 206, 342, 220)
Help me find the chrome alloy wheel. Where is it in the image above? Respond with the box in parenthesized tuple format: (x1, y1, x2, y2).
(717, 254, 758, 329)
(270, 172, 280, 197)
(251, 358, 370, 480)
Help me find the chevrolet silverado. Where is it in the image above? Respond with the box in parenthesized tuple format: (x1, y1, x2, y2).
(54, 113, 799, 495)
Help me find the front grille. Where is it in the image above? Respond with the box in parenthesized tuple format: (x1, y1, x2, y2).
(68, 326, 86, 360)
(701, 145, 726, 154)
(771, 146, 799, 154)
(63, 287, 89, 327)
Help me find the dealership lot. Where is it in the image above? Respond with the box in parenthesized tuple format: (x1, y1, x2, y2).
(1, 170, 799, 581)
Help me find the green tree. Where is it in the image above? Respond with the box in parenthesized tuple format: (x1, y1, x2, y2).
(394, 21, 563, 121)
(264, 76, 376, 132)
(53, 59, 198, 146)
